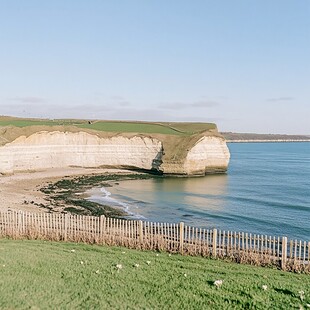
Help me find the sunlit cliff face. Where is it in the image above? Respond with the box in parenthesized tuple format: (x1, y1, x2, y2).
(0, 131, 230, 176)
(161, 136, 230, 176)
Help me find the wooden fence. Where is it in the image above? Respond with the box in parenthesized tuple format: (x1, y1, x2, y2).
(0, 210, 309, 272)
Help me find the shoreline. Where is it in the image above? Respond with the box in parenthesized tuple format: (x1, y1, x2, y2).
(85, 187, 134, 219)
(0, 168, 152, 217)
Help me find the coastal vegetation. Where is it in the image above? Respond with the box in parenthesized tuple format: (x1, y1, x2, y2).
(0, 239, 309, 309)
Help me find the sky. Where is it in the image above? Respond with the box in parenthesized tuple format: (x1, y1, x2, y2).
(0, 0, 309, 134)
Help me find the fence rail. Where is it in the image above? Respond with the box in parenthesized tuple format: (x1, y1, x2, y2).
(0, 210, 309, 272)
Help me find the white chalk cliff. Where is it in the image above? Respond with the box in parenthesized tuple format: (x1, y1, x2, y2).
(0, 131, 230, 176)
(161, 136, 230, 175)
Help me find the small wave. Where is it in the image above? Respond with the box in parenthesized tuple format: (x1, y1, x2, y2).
(100, 187, 112, 198)
(92, 187, 146, 219)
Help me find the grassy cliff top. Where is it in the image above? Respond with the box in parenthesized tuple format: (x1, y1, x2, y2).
(0, 116, 216, 136)
(0, 116, 221, 162)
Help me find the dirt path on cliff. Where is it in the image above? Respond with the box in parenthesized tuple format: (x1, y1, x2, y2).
(0, 168, 130, 212)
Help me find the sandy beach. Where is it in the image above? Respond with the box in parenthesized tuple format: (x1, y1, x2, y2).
(0, 168, 130, 213)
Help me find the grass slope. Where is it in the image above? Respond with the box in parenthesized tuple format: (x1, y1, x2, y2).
(0, 239, 309, 309)
(78, 121, 184, 135)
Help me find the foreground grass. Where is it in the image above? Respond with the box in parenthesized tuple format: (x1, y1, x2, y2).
(0, 239, 309, 309)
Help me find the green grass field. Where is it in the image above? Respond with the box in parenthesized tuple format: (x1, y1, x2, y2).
(0, 118, 85, 128)
(0, 117, 216, 135)
(0, 239, 309, 309)
(78, 121, 184, 135)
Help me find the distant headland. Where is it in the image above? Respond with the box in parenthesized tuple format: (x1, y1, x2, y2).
(221, 132, 310, 143)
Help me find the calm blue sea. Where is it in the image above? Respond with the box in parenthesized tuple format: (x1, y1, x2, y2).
(89, 142, 310, 240)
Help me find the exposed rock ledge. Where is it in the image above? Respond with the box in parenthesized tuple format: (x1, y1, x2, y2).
(0, 130, 230, 176)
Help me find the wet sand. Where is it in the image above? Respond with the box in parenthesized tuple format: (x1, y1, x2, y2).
(0, 168, 131, 213)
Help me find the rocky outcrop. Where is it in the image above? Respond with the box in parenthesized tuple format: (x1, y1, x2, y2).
(161, 136, 230, 175)
(0, 130, 230, 176)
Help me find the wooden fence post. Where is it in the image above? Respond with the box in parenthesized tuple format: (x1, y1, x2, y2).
(18, 211, 22, 235)
(63, 214, 68, 241)
(281, 237, 288, 270)
(100, 215, 106, 240)
(289, 240, 293, 258)
(139, 220, 143, 244)
(179, 222, 184, 254)
(213, 228, 218, 258)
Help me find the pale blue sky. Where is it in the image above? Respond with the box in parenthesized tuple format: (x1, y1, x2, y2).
(0, 0, 309, 134)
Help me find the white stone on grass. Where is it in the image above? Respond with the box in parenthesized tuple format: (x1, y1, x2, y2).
(299, 290, 305, 301)
(214, 280, 223, 288)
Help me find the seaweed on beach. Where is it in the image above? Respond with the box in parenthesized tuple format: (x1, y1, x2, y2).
(65, 199, 126, 217)
(40, 173, 159, 217)
(41, 173, 154, 193)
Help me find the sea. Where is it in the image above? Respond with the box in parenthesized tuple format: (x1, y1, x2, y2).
(88, 142, 310, 241)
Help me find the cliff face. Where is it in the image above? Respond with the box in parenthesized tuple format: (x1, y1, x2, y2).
(0, 130, 230, 176)
(0, 131, 163, 174)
